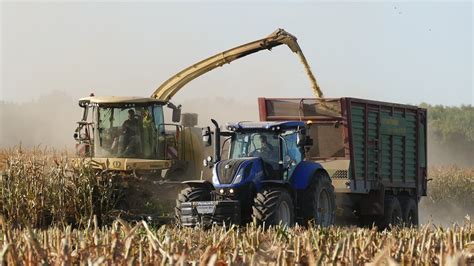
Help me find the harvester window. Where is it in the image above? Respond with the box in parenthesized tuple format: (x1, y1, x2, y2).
(95, 105, 164, 159)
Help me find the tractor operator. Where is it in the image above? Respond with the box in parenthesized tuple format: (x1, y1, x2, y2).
(250, 135, 275, 161)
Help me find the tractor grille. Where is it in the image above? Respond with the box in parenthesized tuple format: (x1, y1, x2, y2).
(216, 159, 247, 184)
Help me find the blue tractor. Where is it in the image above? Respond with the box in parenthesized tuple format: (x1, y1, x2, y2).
(176, 120, 336, 227)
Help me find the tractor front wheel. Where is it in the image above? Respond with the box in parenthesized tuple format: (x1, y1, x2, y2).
(252, 188, 294, 227)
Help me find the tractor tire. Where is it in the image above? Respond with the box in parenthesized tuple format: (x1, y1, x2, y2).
(300, 171, 336, 227)
(399, 196, 418, 227)
(377, 195, 403, 229)
(252, 188, 294, 227)
(175, 187, 211, 224)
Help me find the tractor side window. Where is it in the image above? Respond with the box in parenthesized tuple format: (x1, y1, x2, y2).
(230, 134, 249, 158)
(282, 131, 302, 178)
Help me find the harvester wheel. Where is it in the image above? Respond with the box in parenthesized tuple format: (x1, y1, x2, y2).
(300, 171, 336, 227)
(399, 196, 418, 227)
(378, 195, 403, 229)
(252, 188, 294, 227)
(175, 187, 211, 224)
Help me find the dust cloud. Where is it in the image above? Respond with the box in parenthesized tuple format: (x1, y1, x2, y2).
(0, 93, 258, 149)
(0, 91, 81, 149)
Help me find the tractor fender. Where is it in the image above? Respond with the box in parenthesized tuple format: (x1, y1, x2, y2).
(182, 180, 215, 190)
(290, 161, 327, 190)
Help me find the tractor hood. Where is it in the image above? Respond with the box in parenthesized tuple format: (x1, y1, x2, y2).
(212, 158, 260, 186)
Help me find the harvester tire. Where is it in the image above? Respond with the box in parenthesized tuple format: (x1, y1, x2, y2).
(399, 196, 418, 227)
(378, 195, 402, 229)
(300, 171, 336, 227)
(252, 188, 294, 227)
(175, 187, 211, 224)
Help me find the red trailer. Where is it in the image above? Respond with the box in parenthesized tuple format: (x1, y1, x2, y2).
(258, 97, 427, 226)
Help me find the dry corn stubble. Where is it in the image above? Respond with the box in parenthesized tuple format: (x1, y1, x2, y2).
(0, 217, 472, 264)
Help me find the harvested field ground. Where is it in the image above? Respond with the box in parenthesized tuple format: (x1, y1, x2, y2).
(0, 218, 473, 264)
(0, 148, 473, 264)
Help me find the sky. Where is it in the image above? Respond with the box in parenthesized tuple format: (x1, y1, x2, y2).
(1, 1, 473, 107)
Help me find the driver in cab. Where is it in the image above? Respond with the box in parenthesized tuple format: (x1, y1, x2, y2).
(121, 109, 140, 155)
(250, 135, 274, 160)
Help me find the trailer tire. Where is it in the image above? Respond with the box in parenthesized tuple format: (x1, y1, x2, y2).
(399, 196, 418, 227)
(300, 171, 336, 227)
(252, 188, 294, 227)
(175, 187, 211, 224)
(378, 195, 403, 229)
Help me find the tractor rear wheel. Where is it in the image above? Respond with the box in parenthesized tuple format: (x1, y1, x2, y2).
(300, 171, 336, 227)
(399, 196, 418, 227)
(252, 188, 294, 227)
(378, 195, 403, 229)
(175, 187, 211, 224)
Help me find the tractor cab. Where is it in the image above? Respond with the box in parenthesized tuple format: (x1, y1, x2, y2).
(221, 121, 308, 181)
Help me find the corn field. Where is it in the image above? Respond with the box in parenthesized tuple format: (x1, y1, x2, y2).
(0, 147, 118, 228)
(0, 217, 473, 264)
(0, 147, 473, 264)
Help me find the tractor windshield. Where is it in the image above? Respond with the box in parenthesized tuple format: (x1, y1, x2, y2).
(230, 132, 280, 164)
(94, 104, 165, 159)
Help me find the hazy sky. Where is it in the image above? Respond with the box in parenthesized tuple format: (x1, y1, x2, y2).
(1, 1, 473, 106)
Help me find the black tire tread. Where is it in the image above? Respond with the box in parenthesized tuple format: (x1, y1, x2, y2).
(398, 195, 419, 227)
(299, 171, 336, 226)
(378, 195, 402, 229)
(252, 188, 294, 226)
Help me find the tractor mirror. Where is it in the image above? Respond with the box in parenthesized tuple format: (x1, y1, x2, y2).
(202, 126, 212, 146)
(172, 107, 181, 123)
(168, 102, 182, 123)
(296, 132, 304, 146)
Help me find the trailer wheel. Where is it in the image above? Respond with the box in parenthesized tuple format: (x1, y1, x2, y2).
(378, 195, 403, 229)
(399, 196, 418, 227)
(175, 187, 211, 224)
(252, 188, 294, 227)
(300, 171, 336, 227)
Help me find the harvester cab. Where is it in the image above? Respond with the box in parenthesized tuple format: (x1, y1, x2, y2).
(74, 95, 186, 173)
(177, 120, 336, 227)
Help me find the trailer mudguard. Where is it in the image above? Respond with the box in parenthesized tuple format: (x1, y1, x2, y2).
(289, 161, 325, 190)
(182, 180, 215, 190)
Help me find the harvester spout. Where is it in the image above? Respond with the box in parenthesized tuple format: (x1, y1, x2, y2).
(151, 28, 324, 102)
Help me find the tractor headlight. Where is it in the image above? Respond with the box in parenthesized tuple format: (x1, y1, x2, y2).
(229, 188, 235, 194)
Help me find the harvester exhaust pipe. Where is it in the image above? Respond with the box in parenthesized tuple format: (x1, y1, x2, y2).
(211, 119, 221, 163)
